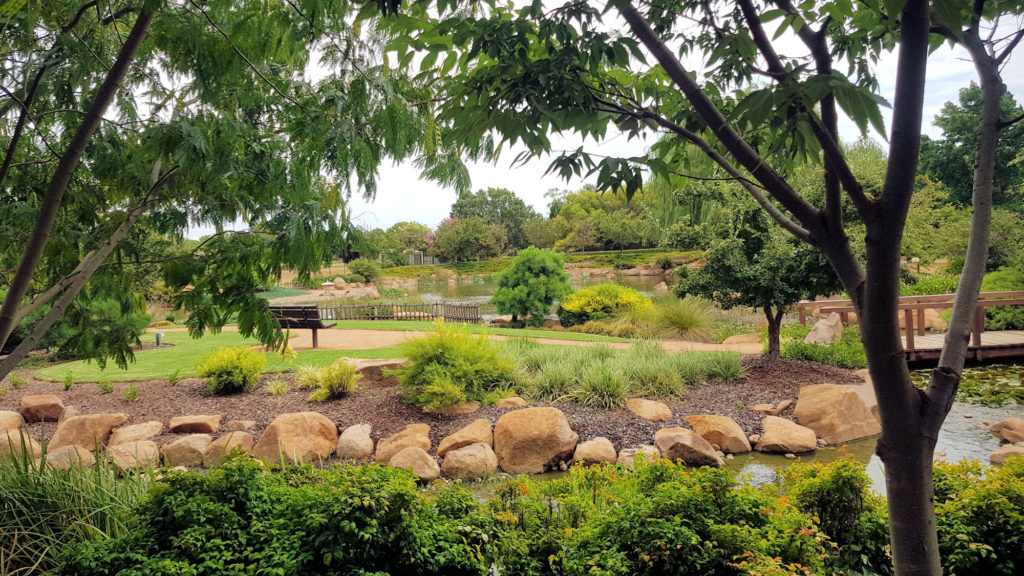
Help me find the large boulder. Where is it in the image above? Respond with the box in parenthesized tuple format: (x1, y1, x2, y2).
(48, 413, 128, 451)
(794, 384, 881, 444)
(162, 434, 212, 467)
(0, 411, 24, 433)
(107, 441, 160, 471)
(756, 416, 817, 454)
(0, 429, 42, 458)
(20, 394, 64, 423)
(990, 418, 1024, 443)
(441, 443, 499, 479)
(376, 423, 431, 462)
(573, 437, 617, 465)
(493, 407, 578, 474)
(626, 398, 672, 422)
(336, 424, 374, 459)
(109, 421, 163, 446)
(253, 412, 338, 465)
(389, 446, 440, 482)
(804, 313, 843, 345)
(169, 415, 222, 434)
(990, 444, 1024, 465)
(654, 427, 724, 467)
(437, 419, 492, 457)
(493, 397, 528, 409)
(684, 415, 751, 454)
(42, 444, 96, 470)
(616, 445, 660, 470)
(204, 432, 255, 468)
(226, 420, 257, 433)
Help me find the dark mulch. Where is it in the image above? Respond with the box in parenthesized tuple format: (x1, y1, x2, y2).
(3, 358, 863, 451)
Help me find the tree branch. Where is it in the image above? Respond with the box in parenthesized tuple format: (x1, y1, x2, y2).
(0, 65, 46, 188)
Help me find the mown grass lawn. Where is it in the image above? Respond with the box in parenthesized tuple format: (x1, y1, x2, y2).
(329, 320, 631, 342)
(34, 331, 403, 382)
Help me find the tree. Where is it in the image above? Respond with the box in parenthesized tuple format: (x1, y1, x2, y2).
(387, 221, 433, 252)
(490, 246, 572, 325)
(379, 1, 1023, 573)
(676, 203, 841, 359)
(431, 217, 506, 262)
(0, 1, 463, 380)
(919, 84, 1024, 208)
(450, 187, 541, 249)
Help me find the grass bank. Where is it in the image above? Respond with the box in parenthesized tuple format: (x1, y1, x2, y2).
(378, 249, 699, 279)
(329, 320, 631, 342)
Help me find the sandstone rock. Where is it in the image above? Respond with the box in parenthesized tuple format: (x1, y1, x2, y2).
(654, 281, 670, 296)
(493, 396, 528, 409)
(722, 333, 761, 345)
(990, 417, 1024, 443)
(853, 369, 872, 384)
(850, 382, 880, 421)
(107, 441, 160, 471)
(1002, 429, 1024, 444)
(616, 445, 660, 469)
(0, 411, 24, 433)
(494, 407, 578, 474)
(438, 419, 492, 457)
(431, 401, 480, 415)
(49, 413, 129, 451)
(654, 427, 724, 467)
(390, 446, 440, 482)
(573, 437, 617, 465)
(163, 434, 212, 467)
(204, 432, 255, 468)
(109, 421, 163, 446)
(441, 442, 498, 479)
(253, 412, 338, 465)
(58, 406, 80, 424)
(626, 398, 672, 422)
(756, 416, 817, 454)
(684, 415, 751, 454)
(923, 308, 948, 331)
(749, 404, 776, 415)
(226, 420, 257, 432)
(169, 415, 222, 434)
(333, 277, 347, 289)
(794, 384, 881, 444)
(376, 423, 431, 462)
(748, 434, 760, 445)
(336, 424, 374, 459)
(0, 429, 41, 458)
(42, 444, 95, 470)
(804, 313, 843, 345)
(990, 444, 1024, 465)
(20, 394, 64, 423)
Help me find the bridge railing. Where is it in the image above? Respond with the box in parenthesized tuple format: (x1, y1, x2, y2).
(317, 302, 482, 324)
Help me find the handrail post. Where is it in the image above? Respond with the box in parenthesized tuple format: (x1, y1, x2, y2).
(916, 308, 925, 336)
(799, 306, 806, 325)
(903, 309, 915, 350)
(972, 304, 984, 348)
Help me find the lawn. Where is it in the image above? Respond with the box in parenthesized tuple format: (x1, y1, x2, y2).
(34, 332, 403, 382)
(256, 286, 311, 299)
(329, 320, 631, 342)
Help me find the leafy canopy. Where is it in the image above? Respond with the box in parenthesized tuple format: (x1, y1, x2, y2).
(490, 247, 572, 325)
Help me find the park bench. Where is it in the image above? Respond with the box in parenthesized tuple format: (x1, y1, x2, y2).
(268, 305, 336, 349)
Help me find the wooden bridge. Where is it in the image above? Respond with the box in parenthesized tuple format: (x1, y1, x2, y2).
(795, 291, 1024, 362)
(317, 302, 482, 324)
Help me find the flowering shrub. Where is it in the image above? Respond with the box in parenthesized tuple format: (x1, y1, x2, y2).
(557, 283, 653, 326)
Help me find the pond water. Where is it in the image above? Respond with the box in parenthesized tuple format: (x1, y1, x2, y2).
(416, 274, 669, 319)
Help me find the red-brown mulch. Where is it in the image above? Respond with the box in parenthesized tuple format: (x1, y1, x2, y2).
(2, 358, 861, 452)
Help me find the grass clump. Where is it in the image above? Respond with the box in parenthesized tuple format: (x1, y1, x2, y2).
(197, 346, 267, 395)
(8, 372, 25, 389)
(394, 320, 517, 412)
(576, 362, 629, 408)
(122, 383, 140, 402)
(266, 377, 289, 396)
(62, 369, 74, 391)
(0, 384, 7, 399)
(777, 324, 867, 369)
(166, 369, 182, 386)
(97, 380, 114, 395)
(305, 363, 362, 403)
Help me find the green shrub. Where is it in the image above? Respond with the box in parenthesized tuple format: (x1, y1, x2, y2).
(347, 257, 381, 281)
(62, 369, 74, 391)
(293, 364, 323, 389)
(166, 368, 182, 386)
(701, 351, 746, 381)
(528, 359, 577, 401)
(490, 247, 572, 326)
(0, 384, 7, 399)
(777, 323, 868, 368)
(395, 320, 517, 411)
(197, 346, 266, 395)
(576, 362, 628, 408)
(558, 283, 653, 327)
(97, 380, 114, 395)
(652, 253, 675, 270)
(306, 363, 362, 402)
(981, 267, 1024, 330)
(901, 272, 960, 296)
(606, 296, 717, 341)
(122, 383, 140, 402)
(8, 372, 25, 388)
(673, 352, 709, 385)
(266, 377, 289, 396)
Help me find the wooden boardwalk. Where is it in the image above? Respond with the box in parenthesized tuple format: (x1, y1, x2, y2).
(902, 330, 1024, 362)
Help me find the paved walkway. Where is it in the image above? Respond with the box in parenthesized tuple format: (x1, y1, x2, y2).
(154, 326, 762, 354)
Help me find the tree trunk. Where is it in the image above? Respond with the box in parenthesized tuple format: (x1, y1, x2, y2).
(763, 305, 782, 361)
(0, 10, 154, 353)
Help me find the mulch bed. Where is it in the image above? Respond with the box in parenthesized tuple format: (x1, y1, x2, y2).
(3, 358, 862, 452)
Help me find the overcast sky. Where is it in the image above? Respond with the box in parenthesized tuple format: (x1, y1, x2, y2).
(343, 34, 1024, 232)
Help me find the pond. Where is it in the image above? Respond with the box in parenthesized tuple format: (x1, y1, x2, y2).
(416, 274, 670, 319)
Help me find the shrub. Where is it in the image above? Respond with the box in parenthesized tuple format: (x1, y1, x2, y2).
(347, 257, 381, 281)
(197, 346, 266, 395)
(652, 253, 675, 270)
(266, 377, 289, 396)
(8, 372, 25, 388)
(122, 384, 140, 402)
(62, 370, 74, 391)
(343, 272, 366, 283)
(97, 380, 114, 394)
(557, 283, 653, 327)
(395, 320, 517, 411)
(294, 364, 323, 389)
(777, 323, 868, 368)
(701, 351, 746, 381)
(306, 363, 362, 402)
(981, 267, 1024, 330)
(0, 384, 7, 399)
(166, 369, 182, 386)
(576, 362, 628, 408)
(528, 359, 577, 401)
(490, 247, 572, 326)
(901, 272, 960, 296)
